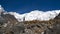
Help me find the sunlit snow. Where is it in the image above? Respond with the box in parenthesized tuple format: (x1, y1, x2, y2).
(0, 5, 60, 22)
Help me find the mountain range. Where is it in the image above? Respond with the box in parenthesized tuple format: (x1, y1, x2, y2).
(0, 5, 60, 34)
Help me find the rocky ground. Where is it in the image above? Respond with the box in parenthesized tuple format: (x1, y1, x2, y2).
(0, 13, 60, 34)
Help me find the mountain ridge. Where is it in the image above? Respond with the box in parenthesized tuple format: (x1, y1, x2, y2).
(0, 5, 60, 22)
(0, 5, 60, 34)
(7, 10, 60, 21)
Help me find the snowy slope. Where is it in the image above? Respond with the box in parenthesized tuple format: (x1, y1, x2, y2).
(8, 10, 60, 21)
(0, 5, 60, 21)
(24, 10, 60, 21)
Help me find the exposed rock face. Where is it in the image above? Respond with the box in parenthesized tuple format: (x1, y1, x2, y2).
(1, 12, 18, 25)
(54, 13, 60, 19)
(0, 16, 7, 25)
(0, 13, 19, 34)
(0, 13, 60, 34)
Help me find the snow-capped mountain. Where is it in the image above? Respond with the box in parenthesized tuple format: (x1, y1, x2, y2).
(7, 10, 60, 21)
(0, 5, 60, 22)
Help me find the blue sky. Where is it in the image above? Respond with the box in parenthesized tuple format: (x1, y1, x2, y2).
(0, 0, 60, 14)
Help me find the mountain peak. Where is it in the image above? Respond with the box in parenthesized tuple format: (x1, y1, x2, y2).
(0, 5, 4, 15)
(5, 10, 60, 22)
(0, 5, 60, 22)
(0, 5, 2, 9)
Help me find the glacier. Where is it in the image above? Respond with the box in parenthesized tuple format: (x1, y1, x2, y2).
(0, 5, 60, 22)
(8, 10, 60, 21)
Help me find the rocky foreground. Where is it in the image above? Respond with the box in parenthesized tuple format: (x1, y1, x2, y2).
(0, 13, 60, 34)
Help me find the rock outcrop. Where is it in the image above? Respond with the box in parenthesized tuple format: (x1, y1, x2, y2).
(0, 13, 60, 34)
